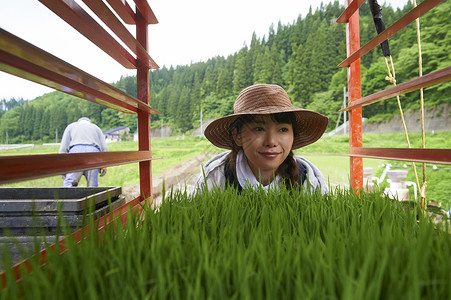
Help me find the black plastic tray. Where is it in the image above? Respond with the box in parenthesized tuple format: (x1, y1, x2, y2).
(0, 187, 121, 214)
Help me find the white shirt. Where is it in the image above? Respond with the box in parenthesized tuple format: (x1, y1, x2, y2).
(194, 151, 328, 194)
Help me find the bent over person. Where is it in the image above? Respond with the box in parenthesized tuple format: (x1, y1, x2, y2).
(195, 84, 329, 194)
(59, 117, 108, 187)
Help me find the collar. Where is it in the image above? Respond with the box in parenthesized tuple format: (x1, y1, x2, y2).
(236, 150, 280, 191)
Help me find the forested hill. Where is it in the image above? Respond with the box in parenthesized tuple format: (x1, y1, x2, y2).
(1, 0, 449, 143)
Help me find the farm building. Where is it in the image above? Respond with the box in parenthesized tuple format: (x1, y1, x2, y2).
(103, 126, 130, 142)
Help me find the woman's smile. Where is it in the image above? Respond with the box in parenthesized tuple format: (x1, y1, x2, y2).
(259, 151, 281, 159)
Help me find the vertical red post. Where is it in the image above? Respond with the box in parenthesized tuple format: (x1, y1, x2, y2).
(136, 9, 152, 201)
(346, 0, 363, 191)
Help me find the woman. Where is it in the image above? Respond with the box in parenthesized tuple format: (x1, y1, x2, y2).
(195, 84, 329, 194)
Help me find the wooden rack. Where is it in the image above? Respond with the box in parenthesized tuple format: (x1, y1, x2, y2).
(0, 0, 159, 284)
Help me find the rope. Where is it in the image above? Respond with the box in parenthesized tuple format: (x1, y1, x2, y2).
(384, 57, 422, 208)
(413, 0, 427, 211)
(381, 0, 427, 210)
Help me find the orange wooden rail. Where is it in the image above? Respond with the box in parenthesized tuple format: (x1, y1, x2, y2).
(339, 0, 450, 191)
(133, 0, 159, 25)
(106, 0, 136, 24)
(341, 66, 451, 111)
(40, 0, 133, 69)
(336, 0, 365, 24)
(0, 29, 158, 115)
(0, 151, 154, 184)
(81, 0, 157, 68)
(350, 148, 451, 165)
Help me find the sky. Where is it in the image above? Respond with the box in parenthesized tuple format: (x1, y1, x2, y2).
(0, 0, 409, 101)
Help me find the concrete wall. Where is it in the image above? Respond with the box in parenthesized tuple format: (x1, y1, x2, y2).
(151, 126, 172, 138)
(363, 104, 449, 133)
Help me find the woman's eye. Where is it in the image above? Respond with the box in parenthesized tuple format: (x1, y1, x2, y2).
(254, 127, 264, 132)
(280, 127, 289, 132)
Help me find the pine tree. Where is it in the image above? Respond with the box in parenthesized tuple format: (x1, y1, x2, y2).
(32, 107, 43, 141)
(216, 60, 233, 98)
(233, 47, 250, 94)
(40, 109, 50, 141)
(176, 86, 192, 132)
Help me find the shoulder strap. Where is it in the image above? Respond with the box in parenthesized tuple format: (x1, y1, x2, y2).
(224, 159, 243, 193)
(297, 161, 307, 186)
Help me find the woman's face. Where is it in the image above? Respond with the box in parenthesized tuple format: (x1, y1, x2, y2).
(232, 114, 294, 182)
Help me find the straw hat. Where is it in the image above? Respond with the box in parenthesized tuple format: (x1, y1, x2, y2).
(204, 84, 328, 150)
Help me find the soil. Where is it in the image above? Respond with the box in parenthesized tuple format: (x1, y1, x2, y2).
(122, 153, 213, 204)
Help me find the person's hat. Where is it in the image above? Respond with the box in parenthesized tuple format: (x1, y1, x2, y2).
(204, 84, 329, 150)
(78, 117, 91, 123)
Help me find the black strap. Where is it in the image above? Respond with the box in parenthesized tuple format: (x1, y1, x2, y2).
(368, 0, 391, 57)
(298, 162, 307, 186)
(224, 160, 243, 192)
(224, 159, 308, 191)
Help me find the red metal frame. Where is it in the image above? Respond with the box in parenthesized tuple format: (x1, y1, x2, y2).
(0, 0, 159, 286)
(346, 0, 363, 190)
(339, 0, 450, 191)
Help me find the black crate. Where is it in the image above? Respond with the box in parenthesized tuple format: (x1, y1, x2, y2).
(0, 187, 124, 269)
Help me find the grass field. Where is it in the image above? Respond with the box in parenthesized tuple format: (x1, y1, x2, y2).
(1, 132, 450, 209)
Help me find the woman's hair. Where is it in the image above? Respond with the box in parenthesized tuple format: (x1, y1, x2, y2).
(225, 112, 300, 190)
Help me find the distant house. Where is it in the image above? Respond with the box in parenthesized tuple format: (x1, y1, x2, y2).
(103, 126, 130, 142)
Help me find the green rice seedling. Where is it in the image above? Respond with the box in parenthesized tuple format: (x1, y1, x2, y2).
(1, 186, 450, 299)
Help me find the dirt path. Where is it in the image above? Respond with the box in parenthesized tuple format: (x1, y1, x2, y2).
(122, 153, 213, 202)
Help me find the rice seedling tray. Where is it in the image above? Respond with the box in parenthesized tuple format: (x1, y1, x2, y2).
(0, 187, 124, 268)
(0, 187, 121, 214)
(0, 187, 123, 234)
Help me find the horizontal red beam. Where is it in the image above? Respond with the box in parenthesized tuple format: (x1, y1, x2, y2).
(38, 0, 136, 69)
(338, 0, 444, 67)
(82, 0, 158, 69)
(341, 66, 451, 111)
(0, 151, 154, 184)
(0, 51, 132, 113)
(133, 0, 158, 24)
(106, 0, 136, 25)
(0, 28, 159, 115)
(349, 147, 451, 165)
(336, 0, 365, 23)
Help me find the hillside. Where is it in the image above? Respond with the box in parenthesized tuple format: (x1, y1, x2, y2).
(0, 0, 450, 143)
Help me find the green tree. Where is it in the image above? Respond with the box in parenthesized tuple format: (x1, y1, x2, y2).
(176, 86, 192, 133)
(40, 109, 51, 141)
(216, 64, 233, 98)
(32, 106, 43, 141)
(233, 47, 251, 94)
